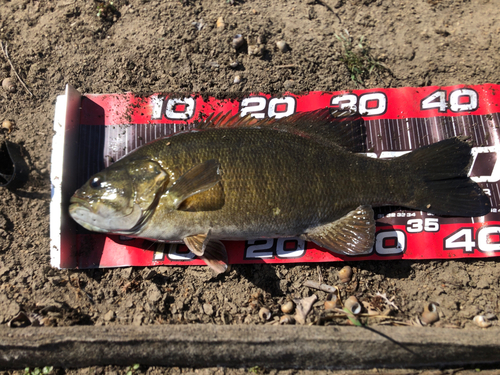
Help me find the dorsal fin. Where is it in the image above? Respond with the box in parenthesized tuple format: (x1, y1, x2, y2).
(196, 109, 366, 152)
(196, 111, 260, 129)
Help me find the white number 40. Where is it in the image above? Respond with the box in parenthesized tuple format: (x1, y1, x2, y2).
(421, 89, 478, 113)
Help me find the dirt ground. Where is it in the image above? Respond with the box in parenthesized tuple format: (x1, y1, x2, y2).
(12, 368, 500, 375)
(0, 0, 500, 373)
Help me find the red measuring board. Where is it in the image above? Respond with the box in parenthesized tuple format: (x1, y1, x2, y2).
(51, 84, 500, 268)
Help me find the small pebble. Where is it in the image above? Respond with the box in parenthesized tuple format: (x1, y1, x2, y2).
(473, 315, 492, 328)
(247, 36, 264, 56)
(229, 61, 240, 69)
(132, 313, 144, 326)
(203, 303, 214, 316)
(221, 311, 231, 324)
(276, 40, 289, 53)
(233, 75, 241, 84)
(142, 269, 157, 280)
(8, 311, 31, 328)
(232, 34, 245, 49)
(121, 267, 133, 279)
(104, 310, 115, 322)
(2, 119, 13, 133)
(40, 317, 55, 327)
(279, 314, 295, 325)
(338, 265, 353, 283)
(324, 300, 337, 310)
(283, 80, 295, 90)
(281, 301, 295, 314)
(421, 303, 439, 325)
(192, 19, 205, 31)
(248, 44, 264, 56)
(259, 307, 271, 321)
(49, 276, 63, 286)
(324, 294, 339, 310)
(251, 291, 261, 299)
(344, 296, 362, 314)
(2, 78, 16, 93)
(216, 16, 225, 29)
(484, 312, 497, 320)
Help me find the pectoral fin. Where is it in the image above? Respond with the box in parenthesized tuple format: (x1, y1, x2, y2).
(200, 240, 228, 275)
(184, 230, 212, 256)
(177, 182, 225, 212)
(302, 205, 375, 256)
(167, 160, 222, 210)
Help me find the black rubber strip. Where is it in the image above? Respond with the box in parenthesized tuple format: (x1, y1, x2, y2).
(0, 140, 29, 189)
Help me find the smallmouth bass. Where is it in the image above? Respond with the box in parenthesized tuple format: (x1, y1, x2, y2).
(69, 110, 491, 273)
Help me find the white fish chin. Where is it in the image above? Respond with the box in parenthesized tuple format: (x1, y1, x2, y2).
(69, 203, 143, 234)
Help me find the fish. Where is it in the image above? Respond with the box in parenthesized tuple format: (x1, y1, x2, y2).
(69, 109, 491, 274)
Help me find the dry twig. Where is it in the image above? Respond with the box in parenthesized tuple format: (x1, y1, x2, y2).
(0, 41, 34, 97)
(375, 292, 399, 311)
(316, 265, 323, 285)
(303, 279, 337, 293)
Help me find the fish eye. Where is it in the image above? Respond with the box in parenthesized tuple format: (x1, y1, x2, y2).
(90, 176, 102, 189)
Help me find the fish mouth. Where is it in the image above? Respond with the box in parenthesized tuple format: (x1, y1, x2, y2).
(68, 196, 104, 232)
(69, 195, 144, 234)
(69, 195, 90, 209)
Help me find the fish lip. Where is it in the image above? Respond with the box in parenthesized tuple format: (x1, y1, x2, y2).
(69, 196, 91, 211)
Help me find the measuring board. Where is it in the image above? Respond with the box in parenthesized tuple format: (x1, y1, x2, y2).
(50, 84, 500, 268)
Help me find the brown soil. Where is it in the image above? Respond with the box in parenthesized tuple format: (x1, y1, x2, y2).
(0, 0, 499, 373)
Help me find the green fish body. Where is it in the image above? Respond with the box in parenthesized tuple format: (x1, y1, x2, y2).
(69, 110, 491, 273)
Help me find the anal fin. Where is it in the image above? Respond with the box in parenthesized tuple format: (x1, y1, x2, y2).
(200, 240, 228, 275)
(302, 205, 375, 256)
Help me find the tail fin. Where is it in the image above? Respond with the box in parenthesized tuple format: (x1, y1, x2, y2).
(397, 137, 491, 217)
